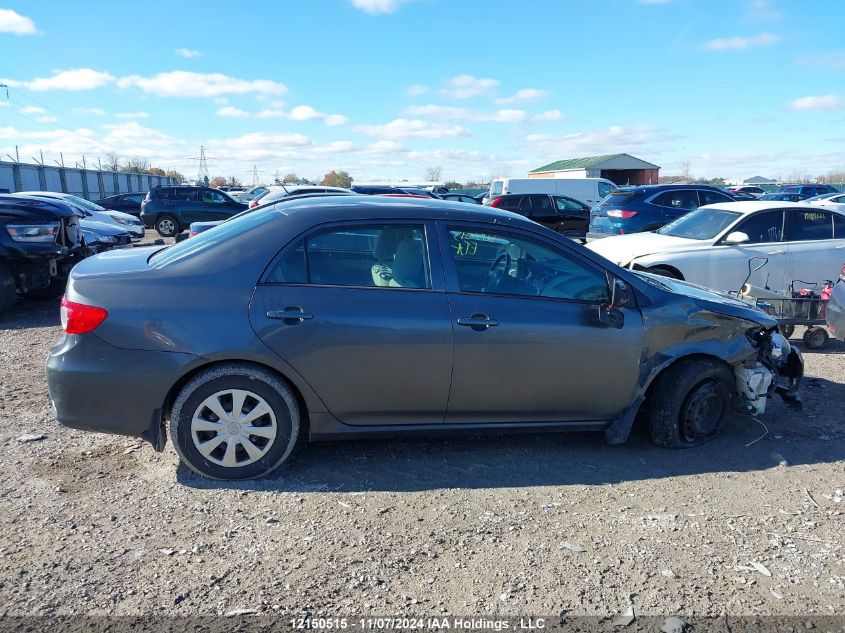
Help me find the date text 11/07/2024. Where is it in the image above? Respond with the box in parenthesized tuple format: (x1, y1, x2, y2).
(290, 618, 547, 631)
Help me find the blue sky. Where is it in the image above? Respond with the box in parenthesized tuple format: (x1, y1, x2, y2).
(1, 0, 844, 184)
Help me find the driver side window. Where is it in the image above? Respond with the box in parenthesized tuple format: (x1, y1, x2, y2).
(447, 228, 609, 302)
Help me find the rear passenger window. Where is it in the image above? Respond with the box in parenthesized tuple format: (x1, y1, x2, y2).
(267, 225, 430, 289)
(732, 211, 784, 244)
(653, 190, 699, 210)
(699, 190, 733, 206)
(834, 214, 845, 238)
(789, 209, 833, 241)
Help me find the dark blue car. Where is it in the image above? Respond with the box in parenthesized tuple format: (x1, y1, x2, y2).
(587, 184, 736, 240)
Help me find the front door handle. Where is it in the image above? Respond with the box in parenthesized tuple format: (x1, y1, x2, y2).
(267, 307, 314, 322)
(457, 313, 499, 331)
(766, 250, 784, 256)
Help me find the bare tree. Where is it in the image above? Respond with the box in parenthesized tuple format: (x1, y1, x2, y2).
(424, 166, 442, 182)
(121, 157, 150, 174)
(679, 160, 692, 182)
(210, 176, 228, 188)
(102, 151, 121, 172)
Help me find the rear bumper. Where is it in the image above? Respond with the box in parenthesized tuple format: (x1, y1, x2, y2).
(139, 211, 156, 229)
(46, 333, 196, 440)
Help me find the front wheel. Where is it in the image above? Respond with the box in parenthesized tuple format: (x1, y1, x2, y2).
(22, 277, 67, 301)
(649, 359, 734, 448)
(170, 363, 303, 480)
(154, 214, 180, 238)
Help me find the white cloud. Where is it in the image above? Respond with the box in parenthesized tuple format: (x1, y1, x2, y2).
(256, 109, 286, 119)
(115, 111, 149, 119)
(405, 104, 473, 119)
(355, 118, 471, 139)
(350, 0, 406, 14)
(524, 125, 678, 156)
(531, 109, 567, 122)
(747, 0, 782, 21)
(175, 48, 202, 58)
(407, 84, 428, 96)
(787, 95, 845, 111)
(325, 114, 349, 126)
(704, 32, 779, 51)
(117, 71, 286, 97)
(797, 51, 845, 71)
(289, 105, 323, 121)
(216, 106, 250, 118)
(0, 9, 38, 35)
(441, 74, 500, 99)
(496, 88, 547, 105)
(3, 68, 116, 91)
(478, 109, 527, 123)
(21, 106, 45, 115)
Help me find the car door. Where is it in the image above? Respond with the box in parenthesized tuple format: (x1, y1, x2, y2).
(553, 195, 591, 238)
(169, 187, 201, 224)
(440, 223, 644, 423)
(650, 189, 700, 226)
(707, 210, 788, 292)
(698, 189, 734, 207)
(520, 195, 561, 231)
(784, 208, 844, 286)
(198, 189, 240, 222)
(249, 221, 453, 426)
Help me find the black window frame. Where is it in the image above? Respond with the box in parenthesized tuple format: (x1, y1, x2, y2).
(719, 210, 785, 245)
(439, 221, 612, 305)
(260, 219, 440, 292)
(698, 189, 734, 206)
(785, 207, 834, 242)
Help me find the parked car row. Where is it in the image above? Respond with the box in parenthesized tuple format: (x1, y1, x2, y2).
(0, 193, 140, 316)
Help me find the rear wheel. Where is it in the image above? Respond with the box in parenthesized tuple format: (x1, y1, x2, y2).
(802, 326, 829, 350)
(645, 266, 682, 280)
(155, 214, 179, 237)
(0, 262, 15, 318)
(649, 359, 733, 448)
(170, 363, 303, 480)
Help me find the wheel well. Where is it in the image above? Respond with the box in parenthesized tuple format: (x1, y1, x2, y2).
(161, 359, 310, 434)
(644, 354, 736, 404)
(633, 263, 685, 280)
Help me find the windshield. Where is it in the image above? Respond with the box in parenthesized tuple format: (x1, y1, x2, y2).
(149, 205, 278, 267)
(66, 194, 106, 212)
(657, 208, 742, 240)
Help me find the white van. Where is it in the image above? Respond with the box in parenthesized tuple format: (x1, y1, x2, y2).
(485, 177, 617, 207)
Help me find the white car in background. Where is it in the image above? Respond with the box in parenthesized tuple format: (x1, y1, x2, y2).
(587, 201, 845, 293)
(248, 184, 353, 208)
(810, 191, 845, 211)
(16, 191, 145, 241)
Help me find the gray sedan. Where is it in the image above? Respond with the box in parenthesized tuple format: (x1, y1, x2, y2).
(47, 197, 803, 480)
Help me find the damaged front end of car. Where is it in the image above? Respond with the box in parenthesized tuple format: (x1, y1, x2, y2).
(737, 327, 803, 415)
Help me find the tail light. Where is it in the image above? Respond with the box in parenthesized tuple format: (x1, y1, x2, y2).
(840, 264, 845, 282)
(60, 296, 108, 334)
(188, 230, 198, 238)
(606, 210, 638, 219)
(489, 197, 503, 207)
(249, 200, 258, 208)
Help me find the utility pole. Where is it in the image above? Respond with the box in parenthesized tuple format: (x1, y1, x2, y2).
(188, 145, 213, 185)
(251, 165, 260, 187)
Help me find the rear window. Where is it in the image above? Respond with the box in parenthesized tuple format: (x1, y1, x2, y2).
(598, 191, 635, 207)
(489, 181, 504, 197)
(149, 206, 278, 267)
(781, 186, 800, 194)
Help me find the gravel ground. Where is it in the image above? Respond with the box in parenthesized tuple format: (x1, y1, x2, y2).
(0, 233, 843, 619)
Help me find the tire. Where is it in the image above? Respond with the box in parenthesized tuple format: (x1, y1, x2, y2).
(170, 363, 303, 480)
(0, 262, 15, 318)
(779, 324, 795, 339)
(649, 359, 734, 448)
(646, 266, 682, 280)
(154, 214, 180, 238)
(22, 277, 67, 301)
(802, 326, 829, 350)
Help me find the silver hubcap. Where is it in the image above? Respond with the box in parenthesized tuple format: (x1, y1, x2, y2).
(159, 219, 175, 234)
(190, 389, 277, 468)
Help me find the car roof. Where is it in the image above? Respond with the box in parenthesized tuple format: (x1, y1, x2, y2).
(701, 200, 844, 215)
(271, 194, 532, 225)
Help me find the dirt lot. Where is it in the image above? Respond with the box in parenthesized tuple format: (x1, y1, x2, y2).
(0, 240, 843, 619)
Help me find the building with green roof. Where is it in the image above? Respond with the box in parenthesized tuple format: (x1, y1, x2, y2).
(529, 153, 660, 185)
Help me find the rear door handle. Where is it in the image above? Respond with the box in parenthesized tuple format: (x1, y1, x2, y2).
(267, 307, 314, 322)
(766, 251, 784, 256)
(457, 314, 499, 330)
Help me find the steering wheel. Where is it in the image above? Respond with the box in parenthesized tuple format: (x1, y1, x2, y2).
(483, 252, 512, 292)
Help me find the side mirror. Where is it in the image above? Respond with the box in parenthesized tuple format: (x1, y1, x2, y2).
(598, 276, 630, 329)
(723, 231, 750, 245)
